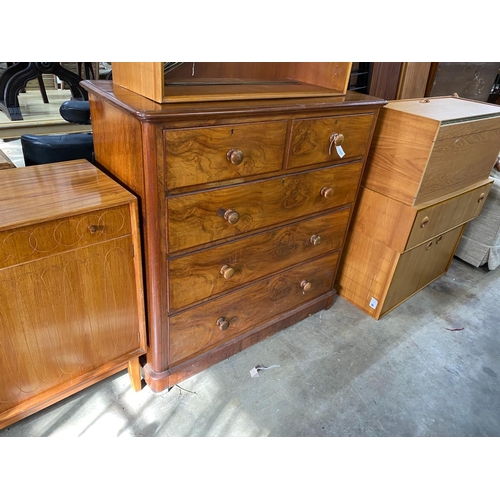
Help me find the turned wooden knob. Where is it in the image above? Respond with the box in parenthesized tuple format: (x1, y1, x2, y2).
(320, 187, 334, 198)
(310, 234, 322, 246)
(226, 149, 244, 165)
(426, 241, 433, 250)
(220, 264, 235, 279)
(328, 133, 344, 154)
(88, 224, 103, 234)
(224, 209, 240, 224)
(421, 216, 429, 228)
(436, 235, 443, 244)
(216, 317, 230, 331)
(300, 280, 312, 292)
(478, 193, 485, 203)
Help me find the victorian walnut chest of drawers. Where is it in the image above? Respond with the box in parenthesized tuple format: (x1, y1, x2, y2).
(0, 160, 146, 429)
(82, 78, 386, 393)
(337, 96, 500, 319)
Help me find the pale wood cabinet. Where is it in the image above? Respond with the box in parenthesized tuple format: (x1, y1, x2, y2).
(82, 77, 386, 393)
(0, 160, 146, 429)
(337, 96, 500, 319)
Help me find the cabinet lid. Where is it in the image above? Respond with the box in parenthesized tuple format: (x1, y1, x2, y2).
(385, 96, 500, 124)
(0, 160, 136, 230)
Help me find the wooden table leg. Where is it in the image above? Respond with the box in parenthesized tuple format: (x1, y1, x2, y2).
(128, 357, 142, 392)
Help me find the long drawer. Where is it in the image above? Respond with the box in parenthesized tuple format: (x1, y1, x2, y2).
(164, 121, 288, 190)
(167, 162, 363, 253)
(168, 252, 339, 365)
(168, 207, 350, 310)
(351, 180, 493, 254)
(0, 205, 132, 268)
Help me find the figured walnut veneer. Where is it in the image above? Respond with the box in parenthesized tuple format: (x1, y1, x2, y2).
(82, 79, 386, 392)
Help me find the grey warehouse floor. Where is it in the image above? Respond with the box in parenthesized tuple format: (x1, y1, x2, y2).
(1, 255, 499, 438)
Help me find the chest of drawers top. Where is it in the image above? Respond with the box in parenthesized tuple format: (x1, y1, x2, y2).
(363, 96, 500, 206)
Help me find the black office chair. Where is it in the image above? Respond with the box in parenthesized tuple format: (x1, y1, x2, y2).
(20, 100, 94, 166)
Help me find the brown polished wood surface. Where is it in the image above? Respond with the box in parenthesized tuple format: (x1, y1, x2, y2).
(169, 252, 339, 365)
(111, 62, 353, 104)
(164, 121, 287, 190)
(168, 208, 350, 310)
(167, 162, 363, 253)
(82, 78, 386, 392)
(289, 113, 374, 168)
(0, 161, 147, 429)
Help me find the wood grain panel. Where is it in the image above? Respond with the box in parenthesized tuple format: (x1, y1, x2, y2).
(416, 127, 500, 204)
(349, 187, 416, 253)
(168, 252, 338, 365)
(164, 121, 287, 190)
(0, 236, 141, 415)
(89, 97, 146, 200)
(0, 205, 132, 268)
(0, 160, 136, 231)
(396, 62, 432, 99)
(289, 113, 374, 168)
(168, 208, 350, 310)
(167, 162, 363, 253)
(362, 107, 439, 205)
(336, 228, 398, 319)
(382, 226, 464, 315)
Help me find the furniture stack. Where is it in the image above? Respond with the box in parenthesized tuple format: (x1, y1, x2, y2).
(337, 96, 500, 319)
(82, 62, 387, 393)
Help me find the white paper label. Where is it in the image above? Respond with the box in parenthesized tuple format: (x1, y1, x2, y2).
(369, 297, 378, 309)
(336, 145, 345, 158)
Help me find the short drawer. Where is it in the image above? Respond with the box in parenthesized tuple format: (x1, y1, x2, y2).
(168, 252, 339, 365)
(164, 121, 288, 190)
(288, 113, 374, 168)
(405, 180, 493, 251)
(167, 162, 363, 253)
(0, 205, 132, 268)
(168, 207, 351, 310)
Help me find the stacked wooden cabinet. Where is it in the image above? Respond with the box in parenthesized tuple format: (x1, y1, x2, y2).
(337, 96, 500, 319)
(82, 62, 387, 392)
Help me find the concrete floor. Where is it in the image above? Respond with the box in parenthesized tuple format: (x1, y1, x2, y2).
(1, 255, 498, 437)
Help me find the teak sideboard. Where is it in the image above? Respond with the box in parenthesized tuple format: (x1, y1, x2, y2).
(81, 79, 387, 392)
(0, 160, 147, 429)
(337, 96, 500, 319)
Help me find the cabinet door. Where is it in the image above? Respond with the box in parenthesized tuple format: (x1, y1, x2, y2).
(0, 236, 141, 415)
(381, 225, 464, 316)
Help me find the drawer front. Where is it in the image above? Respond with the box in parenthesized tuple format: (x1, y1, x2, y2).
(0, 205, 132, 268)
(382, 225, 464, 316)
(288, 113, 374, 168)
(167, 162, 362, 253)
(168, 208, 350, 310)
(406, 181, 493, 251)
(168, 252, 338, 365)
(416, 126, 500, 205)
(164, 121, 288, 190)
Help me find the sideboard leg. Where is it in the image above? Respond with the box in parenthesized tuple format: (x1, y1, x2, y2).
(128, 357, 142, 392)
